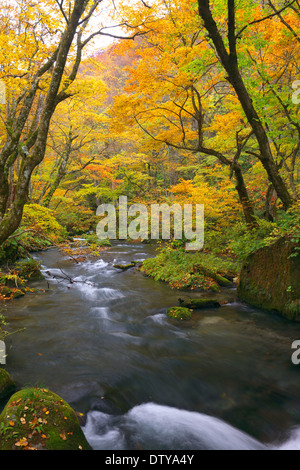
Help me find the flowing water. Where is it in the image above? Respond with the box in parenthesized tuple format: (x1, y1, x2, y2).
(2, 242, 300, 450)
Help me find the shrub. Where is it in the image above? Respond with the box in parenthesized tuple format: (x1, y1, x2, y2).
(55, 205, 97, 236)
(14, 258, 43, 281)
(141, 244, 239, 290)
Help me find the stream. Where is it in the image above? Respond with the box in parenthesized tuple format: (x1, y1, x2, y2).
(2, 241, 300, 450)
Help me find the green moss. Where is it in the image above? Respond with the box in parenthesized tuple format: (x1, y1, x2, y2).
(113, 263, 135, 270)
(238, 237, 300, 320)
(0, 369, 15, 401)
(0, 240, 27, 265)
(0, 388, 92, 450)
(140, 245, 238, 291)
(283, 300, 300, 321)
(167, 306, 192, 320)
(14, 258, 44, 281)
(85, 234, 111, 247)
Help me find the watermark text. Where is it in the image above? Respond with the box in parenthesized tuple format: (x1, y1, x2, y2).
(96, 196, 204, 251)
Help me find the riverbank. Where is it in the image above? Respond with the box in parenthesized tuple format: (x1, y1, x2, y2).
(139, 244, 239, 291)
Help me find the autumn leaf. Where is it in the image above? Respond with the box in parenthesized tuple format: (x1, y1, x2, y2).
(15, 438, 28, 447)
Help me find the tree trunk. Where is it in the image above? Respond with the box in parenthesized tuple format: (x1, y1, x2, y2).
(197, 0, 293, 210)
(43, 152, 70, 208)
(0, 0, 87, 245)
(233, 163, 258, 228)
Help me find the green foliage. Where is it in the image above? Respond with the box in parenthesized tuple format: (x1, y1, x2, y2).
(0, 311, 8, 342)
(226, 219, 277, 260)
(55, 205, 97, 236)
(225, 204, 300, 260)
(22, 204, 66, 240)
(14, 204, 67, 252)
(84, 233, 111, 246)
(141, 244, 239, 290)
(14, 258, 43, 281)
(0, 388, 92, 450)
(0, 239, 27, 264)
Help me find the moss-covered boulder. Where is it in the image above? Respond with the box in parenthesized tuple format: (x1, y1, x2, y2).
(0, 388, 92, 450)
(113, 263, 136, 271)
(0, 369, 16, 401)
(14, 259, 44, 281)
(238, 236, 300, 320)
(178, 298, 221, 309)
(167, 306, 192, 321)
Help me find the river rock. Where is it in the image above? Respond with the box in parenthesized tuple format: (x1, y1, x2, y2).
(0, 387, 92, 450)
(178, 298, 221, 309)
(0, 369, 16, 401)
(237, 236, 300, 320)
(113, 263, 136, 270)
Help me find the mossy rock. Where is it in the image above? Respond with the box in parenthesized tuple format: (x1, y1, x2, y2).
(214, 274, 232, 287)
(0, 388, 92, 450)
(238, 236, 300, 320)
(113, 263, 136, 270)
(178, 298, 221, 309)
(14, 259, 44, 281)
(0, 369, 16, 401)
(167, 306, 192, 321)
(130, 260, 143, 267)
(0, 241, 26, 265)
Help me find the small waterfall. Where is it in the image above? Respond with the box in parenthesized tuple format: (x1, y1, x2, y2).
(82, 403, 267, 450)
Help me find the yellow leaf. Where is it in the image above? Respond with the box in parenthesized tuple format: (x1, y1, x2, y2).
(15, 438, 28, 447)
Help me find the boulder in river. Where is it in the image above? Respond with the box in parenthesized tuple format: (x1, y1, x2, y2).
(167, 306, 192, 320)
(238, 236, 300, 320)
(0, 387, 92, 450)
(113, 263, 136, 270)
